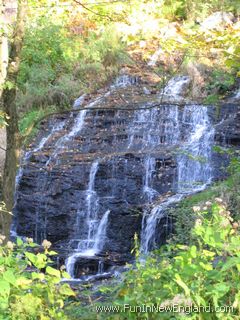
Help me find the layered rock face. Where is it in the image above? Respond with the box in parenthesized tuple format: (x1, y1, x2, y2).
(13, 77, 240, 275)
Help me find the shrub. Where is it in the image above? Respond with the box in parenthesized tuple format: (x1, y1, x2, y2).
(0, 237, 74, 320)
(113, 200, 240, 319)
(206, 69, 235, 96)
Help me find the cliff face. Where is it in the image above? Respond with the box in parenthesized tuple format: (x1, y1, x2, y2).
(13, 77, 240, 273)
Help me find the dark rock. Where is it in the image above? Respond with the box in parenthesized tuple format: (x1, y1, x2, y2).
(13, 100, 240, 265)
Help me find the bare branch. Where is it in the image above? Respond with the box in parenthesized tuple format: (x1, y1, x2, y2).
(73, 0, 114, 21)
(22, 97, 237, 142)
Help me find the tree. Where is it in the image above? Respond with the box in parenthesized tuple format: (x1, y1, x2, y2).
(0, 0, 8, 96)
(0, 0, 27, 238)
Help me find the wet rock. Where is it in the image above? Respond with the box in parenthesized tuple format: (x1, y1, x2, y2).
(13, 83, 240, 264)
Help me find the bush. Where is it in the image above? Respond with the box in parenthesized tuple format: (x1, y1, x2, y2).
(17, 20, 127, 113)
(0, 237, 74, 320)
(206, 70, 235, 95)
(113, 200, 240, 319)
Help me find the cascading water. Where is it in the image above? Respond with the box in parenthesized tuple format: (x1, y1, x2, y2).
(79, 160, 100, 253)
(64, 75, 142, 278)
(11, 121, 67, 238)
(15, 72, 228, 281)
(177, 105, 214, 193)
(15, 121, 66, 192)
(141, 105, 215, 253)
(148, 48, 164, 67)
(93, 210, 110, 253)
(143, 157, 158, 202)
(162, 76, 190, 98)
(112, 74, 139, 88)
(65, 160, 111, 278)
(66, 208, 110, 278)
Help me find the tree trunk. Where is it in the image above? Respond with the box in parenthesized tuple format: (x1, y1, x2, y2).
(0, 0, 8, 97)
(1, 0, 26, 238)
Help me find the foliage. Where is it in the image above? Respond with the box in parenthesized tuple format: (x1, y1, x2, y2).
(168, 153, 240, 246)
(207, 70, 235, 94)
(17, 15, 127, 113)
(111, 200, 240, 319)
(18, 106, 58, 139)
(0, 237, 74, 320)
(160, 0, 240, 21)
(12, 0, 240, 135)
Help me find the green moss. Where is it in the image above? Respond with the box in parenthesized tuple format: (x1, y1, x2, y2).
(19, 106, 58, 144)
(19, 109, 45, 135)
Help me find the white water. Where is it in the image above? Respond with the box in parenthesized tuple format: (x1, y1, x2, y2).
(66, 161, 111, 278)
(12, 121, 66, 238)
(66, 209, 110, 278)
(93, 210, 110, 252)
(64, 75, 141, 278)
(141, 194, 184, 253)
(160, 76, 190, 101)
(148, 48, 164, 67)
(141, 105, 215, 253)
(45, 92, 112, 166)
(45, 111, 87, 166)
(72, 94, 86, 109)
(15, 121, 66, 191)
(112, 74, 138, 88)
(143, 157, 158, 202)
(83, 160, 100, 252)
(128, 104, 180, 150)
(15, 73, 217, 277)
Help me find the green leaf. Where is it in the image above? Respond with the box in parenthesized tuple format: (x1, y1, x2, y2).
(174, 274, 190, 296)
(0, 280, 10, 297)
(3, 270, 16, 286)
(199, 262, 213, 271)
(46, 266, 61, 278)
(16, 237, 23, 246)
(62, 271, 71, 279)
(221, 257, 240, 272)
(59, 283, 75, 296)
(31, 272, 45, 281)
(25, 252, 47, 269)
(190, 245, 197, 258)
(25, 252, 37, 265)
(47, 250, 58, 256)
(214, 283, 230, 298)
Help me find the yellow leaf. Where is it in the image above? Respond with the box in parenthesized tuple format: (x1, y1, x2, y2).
(16, 278, 32, 286)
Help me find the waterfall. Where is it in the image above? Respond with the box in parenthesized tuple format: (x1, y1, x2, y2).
(141, 105, 215, 253)
(45, 92, 111, 166)
(141, 194, 183, 253)
(112, 74, 139, 88)
(148, 48, 164, 67)
(93, 210, 110, 252)
(15, 72, 223, 279)
(162, 76, 190, 97)
(143, 157, 158, 202)
(66, 208, 110, 278)
(83, 160, 100, 253)
(45, 110, 87, 166)
(65, 161, 111, 278)
(72, 94, 86, 109)
(15, 121, 66, 191)
(177, 105, 214, 193)
(128, 105, 179, 150)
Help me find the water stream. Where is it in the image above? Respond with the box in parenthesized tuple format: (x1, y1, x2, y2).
(140, 105, 215, 253)
(14, 74, 220, 280)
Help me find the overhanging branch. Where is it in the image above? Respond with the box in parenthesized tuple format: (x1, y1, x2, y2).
(22, 99, 238, 142)
(73, 0, 114, 20)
